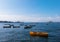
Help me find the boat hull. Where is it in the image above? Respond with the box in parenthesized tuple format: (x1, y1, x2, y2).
(30, 32, 48, 37)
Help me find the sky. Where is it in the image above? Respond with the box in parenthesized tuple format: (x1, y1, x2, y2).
(0, 0, 60, 22)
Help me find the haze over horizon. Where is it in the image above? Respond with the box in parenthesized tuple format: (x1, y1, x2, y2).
(0, 0, 60, 22)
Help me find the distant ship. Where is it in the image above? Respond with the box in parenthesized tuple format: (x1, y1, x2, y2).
(46, 21, 53, 25)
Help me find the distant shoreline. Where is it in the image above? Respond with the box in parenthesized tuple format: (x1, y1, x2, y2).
(0, 21, 60, 23)
(0, 21, 22, 23)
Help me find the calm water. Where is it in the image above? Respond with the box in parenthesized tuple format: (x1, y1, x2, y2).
(0, 22, 60, 42)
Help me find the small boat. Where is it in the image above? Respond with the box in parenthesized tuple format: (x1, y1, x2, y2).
(3, 24, 11, 28)
(24, 25, 32, 29)
(46, 21, 53, 25)
(30, 32, 48, 37)
(3, 26, 11, 28)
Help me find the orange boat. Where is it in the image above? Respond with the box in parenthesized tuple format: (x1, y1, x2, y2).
(30, 32, 48, 37)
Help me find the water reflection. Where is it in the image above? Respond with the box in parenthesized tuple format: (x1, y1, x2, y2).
(30, 36, 48, 42)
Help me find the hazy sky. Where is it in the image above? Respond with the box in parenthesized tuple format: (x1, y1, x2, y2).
(0, 0, 60, 22)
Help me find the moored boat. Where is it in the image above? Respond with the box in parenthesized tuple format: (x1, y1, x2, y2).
(30, 31, 48, 37)
(24, 25, 32, 29)
(3, 24, 11, 28)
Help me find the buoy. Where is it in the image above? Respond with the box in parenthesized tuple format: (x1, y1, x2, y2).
(30, 32, 48, 37)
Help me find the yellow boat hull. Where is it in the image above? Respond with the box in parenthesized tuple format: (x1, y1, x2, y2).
(30, 32, 48, 37)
